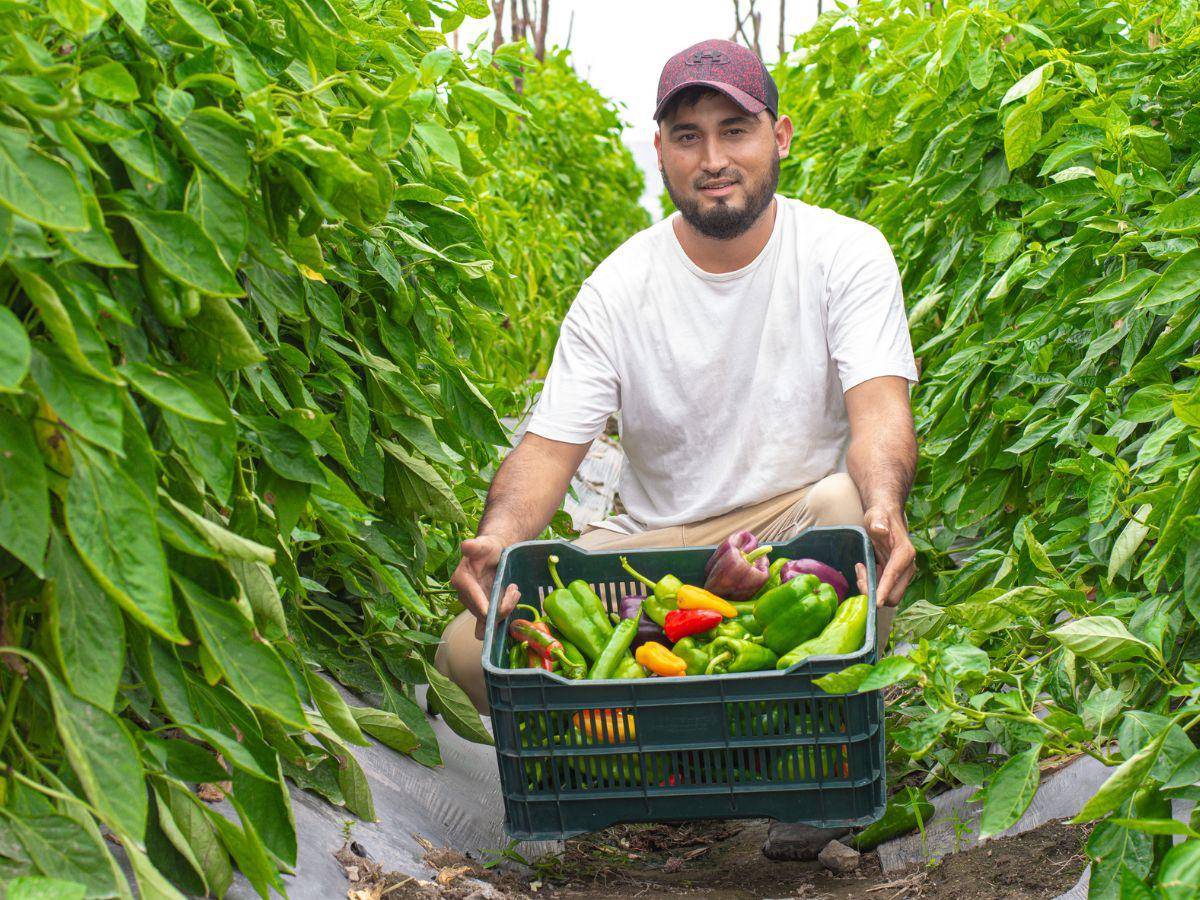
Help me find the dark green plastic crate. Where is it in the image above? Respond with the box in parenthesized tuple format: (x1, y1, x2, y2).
(482, 526, 885, 840)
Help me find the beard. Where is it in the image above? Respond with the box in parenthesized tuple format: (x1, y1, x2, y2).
(662, 153, 780, 240)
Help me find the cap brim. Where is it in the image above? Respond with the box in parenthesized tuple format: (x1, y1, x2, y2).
(653, 79, 767, 122)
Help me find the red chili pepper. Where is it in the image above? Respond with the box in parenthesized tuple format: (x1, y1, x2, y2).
(663, 608, 723, 643)
(523, 620, 558, 671)
(508, 619, 585, 677)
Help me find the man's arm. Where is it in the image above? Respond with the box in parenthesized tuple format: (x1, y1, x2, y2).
(843, 375, 918, 608)
(451, 433, 591, 637)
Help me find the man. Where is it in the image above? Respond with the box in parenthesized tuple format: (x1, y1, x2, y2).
(437, 39, 918, 851)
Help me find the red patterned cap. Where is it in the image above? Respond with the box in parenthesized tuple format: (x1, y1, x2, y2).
(654, 39, 778, 122)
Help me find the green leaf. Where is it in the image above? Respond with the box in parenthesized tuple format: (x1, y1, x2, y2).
(0, 305, 31, 392)
(120, 362, 227, 424)
(80, 61, 139, 102)
(65, 440, 181, 642)
(422, 658, 492, 745)
(307, 673, 369, 746)
(1, 812, 120, 897)
(350, 706, 420, 753)
(1004, 102, 1043, 170)
(45, 529, 124, 709)
(940, 643, 990, 680)
(109, 0, 145, 29)
(1109, 504, 1153, 581)
(6, 876, 86, 900)
(1001, 63, 1048, 106)
(414, 121, 461, 168)
(1075, 728, 1169, 822)
(29, 346, 123, 455)
(176, 298, 265, 370)
(1139, 249, 1200, 309)
(175, 576, 306, 727)
(180, 108, 251, 194)
(858, 657, 917, 691)
(121, 208, 242, 297)
(169, 0, 229, 45)
(1049, 616, 1153, 662)
(186, 169, 248, 268)
(166, 497, 275, 563)
(979, 748, 1041, 838)
(1108, 818, 1200, 837)
(1158, 839, 1200, 898)
(0, 126, 87, 230)
(1152, 195, 1200, 233)
(0, 411, 49, 576)
(153, 780, 234, 897)
(16, 264, 120, 385)
(813, 662, 874, 694)
(228, 558, 287, 640)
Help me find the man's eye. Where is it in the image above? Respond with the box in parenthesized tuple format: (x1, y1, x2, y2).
(679, 134, 698, 143)
(727, 128, 745, 136)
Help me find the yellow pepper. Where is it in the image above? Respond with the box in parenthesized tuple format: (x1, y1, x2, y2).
(572, 708, 636, 743)
(676, 585, 739, 619)
(636, 642, 688, 677)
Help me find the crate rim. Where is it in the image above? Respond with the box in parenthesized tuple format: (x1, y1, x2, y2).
(480, 524, 877, 684)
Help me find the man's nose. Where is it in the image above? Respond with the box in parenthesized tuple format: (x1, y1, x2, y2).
(699, 134, 731, 175)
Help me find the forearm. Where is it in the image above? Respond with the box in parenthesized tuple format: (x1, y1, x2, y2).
(845, 404, 917, 515)
(476, 433, 589, 546)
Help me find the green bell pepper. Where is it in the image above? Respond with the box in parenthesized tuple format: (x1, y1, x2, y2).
(545, 554, 614, 660)
(748, 558, 791, 602)
(776, 593, 870, 669)
(754, 576, 837, 655)
(671, 636, 712, 675)
(704, 637, 778, 674)
(612, 654, 646, 679)
(619, 556, 682, 627)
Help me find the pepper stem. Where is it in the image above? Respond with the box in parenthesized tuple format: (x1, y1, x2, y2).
(515, 603, 542, 621)
(742, 545, 773, 564)
(551, 649, 585, 679)
(619, 556, 657, 589)
(705, 651, 732, 675)
(547, 554, 566, 591)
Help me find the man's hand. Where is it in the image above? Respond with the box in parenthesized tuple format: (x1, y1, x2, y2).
(853, 505, 915, 608)
(451, 536, 521, 640)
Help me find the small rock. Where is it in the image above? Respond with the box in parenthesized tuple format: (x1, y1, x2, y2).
(817, 839, 860, 874)
(762, 823, 851, 861)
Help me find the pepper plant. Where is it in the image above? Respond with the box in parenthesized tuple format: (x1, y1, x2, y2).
(0, 0, 647, 892)
(778, 1, 1200, 895)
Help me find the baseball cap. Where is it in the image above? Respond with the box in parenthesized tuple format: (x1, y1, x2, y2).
(654, 38, 779, 123)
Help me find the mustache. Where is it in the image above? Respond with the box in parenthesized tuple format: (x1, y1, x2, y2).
(696, 173, 740, 189)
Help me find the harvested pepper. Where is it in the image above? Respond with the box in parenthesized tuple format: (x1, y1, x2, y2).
(705, 637, 778, 674)
(749, 557, 792, 602)
(850, 788, 933, 850)
(671, 636, 712, 675)
(508, 640, 529, 669)
(755, 576, 838, 655)
(507, 618, 586, 678)
(636, 641, 688, 677)
(572, 708, 636, 743)
(776, 594, 870, 669)
(703, 530, 774, 601)
(619, 557, 682, 626)
(589, 615, 642, 679)
(545, 555, 614, 660)
(664, 608, 723, 643)
(513, 604, 587, 673)
(677, 584, 739, 618)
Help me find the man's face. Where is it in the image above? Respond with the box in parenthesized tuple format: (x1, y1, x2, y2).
(656, 92, 791, 240)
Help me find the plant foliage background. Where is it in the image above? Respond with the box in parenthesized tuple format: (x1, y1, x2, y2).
(0, 0, 648, 892)
(776, 1, 1200, 895)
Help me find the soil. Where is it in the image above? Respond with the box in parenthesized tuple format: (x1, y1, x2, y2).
(334, 819, 1089, 900)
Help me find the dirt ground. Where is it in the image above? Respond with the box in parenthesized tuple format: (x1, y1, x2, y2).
(336, 818, 1089, 900)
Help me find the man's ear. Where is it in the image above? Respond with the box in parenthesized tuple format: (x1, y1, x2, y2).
(653, 129, 662, 166)
(775, 113, 794, 159)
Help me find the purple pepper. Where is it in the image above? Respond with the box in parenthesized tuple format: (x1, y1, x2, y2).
(779, 558, 850, 601)
(618, 593, 664, 649)
(703, 530, 774, 602)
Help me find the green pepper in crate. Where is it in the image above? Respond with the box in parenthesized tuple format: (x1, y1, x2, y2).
(754, 576, 837, 656)
(705, 637, 778, 674)
(545, 555, 614, 660)
(588, 615, 641, 679)
(619, 556, 683, 627)
(776, 594, 870, 669)
(671, 636, 712, 675)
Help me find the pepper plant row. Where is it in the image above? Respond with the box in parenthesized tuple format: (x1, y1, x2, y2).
(777, 1, 1200, 895)
(0, 0, 648, 893)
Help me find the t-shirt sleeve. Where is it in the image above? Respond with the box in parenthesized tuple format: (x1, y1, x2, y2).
(525, 283, 620, 444)
(825, 224, 919, 393)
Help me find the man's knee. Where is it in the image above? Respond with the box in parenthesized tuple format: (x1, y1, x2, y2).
(435, 610, 490, 716)
(805, 472, 864, 527)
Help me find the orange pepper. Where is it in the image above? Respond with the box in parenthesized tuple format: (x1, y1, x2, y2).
(572, 708, 636, 743)
(636, 642, 688, 677)
(676, 585, 738, 618)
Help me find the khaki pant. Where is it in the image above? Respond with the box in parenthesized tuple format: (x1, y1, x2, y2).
(435, 473, 895, 715)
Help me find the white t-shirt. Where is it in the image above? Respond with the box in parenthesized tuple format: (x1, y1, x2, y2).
(525, 194, 918, 533)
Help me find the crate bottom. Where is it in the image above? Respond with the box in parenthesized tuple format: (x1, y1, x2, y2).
(504, 781, 886, 842)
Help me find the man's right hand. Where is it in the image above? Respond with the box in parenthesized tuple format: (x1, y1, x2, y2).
(451, 536, 521, 640)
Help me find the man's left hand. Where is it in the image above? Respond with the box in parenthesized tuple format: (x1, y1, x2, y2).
(853, 505, 915, 608)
